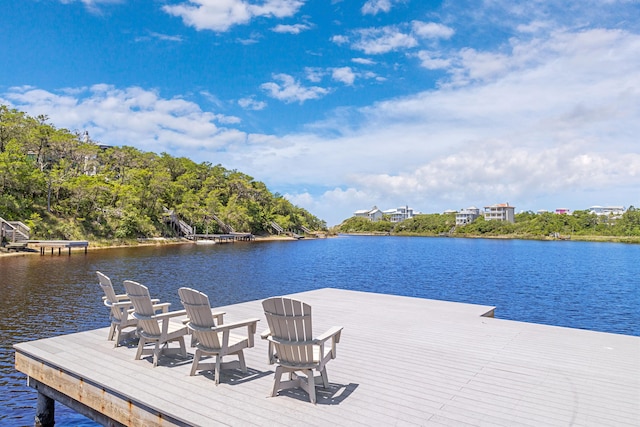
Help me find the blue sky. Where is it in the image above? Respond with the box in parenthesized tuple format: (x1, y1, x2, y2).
(2, 0, 639, 226)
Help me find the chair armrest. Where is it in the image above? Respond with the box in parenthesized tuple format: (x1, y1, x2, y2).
(214, 318, 259, 332)
(314, 326, 343, 344)
(152, 302, 171, 313)
(214, 318, 259, 347)
(315, 326, 343, 365)
(111, 301, 134, 309)
(115, 294, 129, 301)
(211, 310, 225, 325)
(260, 329, 271, 340)
(152, 309, 187, 320)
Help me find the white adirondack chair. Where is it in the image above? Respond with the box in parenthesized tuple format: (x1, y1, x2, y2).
(97, 271, 138, 347)
(97, 271, 168, 347)
(123, 280, 188, 367)
(178, 287, 259, 385)
(261, 297, 343, 403)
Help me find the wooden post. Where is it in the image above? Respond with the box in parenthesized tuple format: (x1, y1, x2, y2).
(35, 390, 55, 427)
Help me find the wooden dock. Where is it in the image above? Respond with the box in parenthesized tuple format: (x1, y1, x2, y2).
(14, 289, 640, 426)
(192, 233, 254, 243)
(27, 240, 89, 255)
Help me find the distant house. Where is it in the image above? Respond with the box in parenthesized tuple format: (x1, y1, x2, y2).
(589, 206, 625, 217)
(484, 203, 515, 223)
(383, 205, 419, 223)
(456, 207, 481, 225)
(354, 206, 384, 222)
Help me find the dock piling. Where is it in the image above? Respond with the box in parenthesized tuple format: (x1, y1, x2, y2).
(35, 389, 54, 427)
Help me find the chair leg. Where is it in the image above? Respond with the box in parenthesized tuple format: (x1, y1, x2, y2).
(152, 341, 161, 367)
(272, 366, 284, 397)
(113, 327, 122, 348)
(177, 336, 186, 358)
(190, 349, 201, 376)
(135, 337, 147, 360)
(107, 323, 116, 341)
(214, 356, 222, 386)
(237, 351, 247, 373)
(319, 367, 329, 388)
(304, 370, 316, 404)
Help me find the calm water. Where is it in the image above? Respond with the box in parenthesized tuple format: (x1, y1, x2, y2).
(1, 235, 638, 425)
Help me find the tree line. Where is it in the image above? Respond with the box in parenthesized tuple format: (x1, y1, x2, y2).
(337, 208, 640, 241)
(0, 105, 326, 242)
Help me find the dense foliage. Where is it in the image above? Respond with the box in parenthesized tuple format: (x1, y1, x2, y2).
(337, 209, 640, 240)
(0, 105, 326, 241)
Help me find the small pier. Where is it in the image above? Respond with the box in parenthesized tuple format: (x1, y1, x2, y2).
(192, 232, 254, 243)
(14, 288, 639, 426)
(28, 240, 89, 255)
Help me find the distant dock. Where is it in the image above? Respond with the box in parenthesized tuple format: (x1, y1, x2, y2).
(14, 288, 639, 426)
(191, 232, 254, 243)
(28, 240, 89, 255)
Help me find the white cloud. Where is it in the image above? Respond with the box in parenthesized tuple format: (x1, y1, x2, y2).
(331, 35, 349, 45)
(352, 57, 376, 65)
(2, 85, 244, 152)
(59, 0, 122, 13)
(331, 67, 356, 85)
(238, 96, 267, 110)
(163, 0, 304, 32)
(361, 0, 404, 16)
(272, 23, 311, 34)
(260, 73, 330, 103)
(411, 21, 454, 39)
(350, 26, 418, 54)
(304, 67, 325, 83)
(416, 51, 451, 70)
(334, 22, 453, 56)
(135, 31, 184, 43)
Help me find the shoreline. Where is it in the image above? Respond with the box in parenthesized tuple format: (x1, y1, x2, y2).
(3, 231, 636, 259)
(0, 234, 312, 258)
(342, 232, 640, 244)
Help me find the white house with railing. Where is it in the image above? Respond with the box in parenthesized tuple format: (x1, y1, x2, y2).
(456, 207, 481, 225)
(589, 206, 625, 217)
(484, 203, 515, 223)
(354, 206, 384, 222)
(354, 205, 420, 222)
(383, 206, 420, 223)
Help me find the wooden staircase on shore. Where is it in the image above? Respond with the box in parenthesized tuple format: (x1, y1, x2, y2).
(209, 213, 234, 234)
(163, 208, 194, 239)
(0, 216, 30, 242)
(269, 221, 284, 234)
(1, 216, 31, 252)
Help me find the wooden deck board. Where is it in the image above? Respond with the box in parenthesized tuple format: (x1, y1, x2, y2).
(14, 288, 640, 426)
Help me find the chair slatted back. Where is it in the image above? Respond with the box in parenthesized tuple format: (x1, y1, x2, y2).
(97, 271, 118, 304)
(263, 297, 314, 366)
(178, 287, 221, 349)
(124, 280, 161, 337)
(97, 271, 125, 321)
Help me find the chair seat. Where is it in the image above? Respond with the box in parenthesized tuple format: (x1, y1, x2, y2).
(198, 332, 248, 353)
(138, 320, 187, 340)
